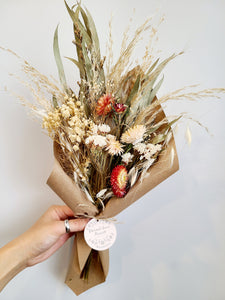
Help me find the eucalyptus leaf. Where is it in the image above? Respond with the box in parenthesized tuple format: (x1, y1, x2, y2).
(77, 19, 92, 50)
(126, 75, 140, 106)
(148, 53, 177, 82)
(84, 6, 101, 61)
(64, 0, 79, 26)
(147, 75, 164, 105)
(78, 5, 92, 40)
(65, 56, 85, 78)
(65, 2, 85, 78)
(53, 25, 68, 92)
(81, 39, 93, 83)
(83, 6, 105, 85)
(122, 75, 140, 122)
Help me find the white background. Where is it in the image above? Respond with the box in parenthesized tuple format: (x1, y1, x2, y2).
(0, 0, 225, 299)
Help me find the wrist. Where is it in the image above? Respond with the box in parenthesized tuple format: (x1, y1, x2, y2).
(0, 236, 28, 291)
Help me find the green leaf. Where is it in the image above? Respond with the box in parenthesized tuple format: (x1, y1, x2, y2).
(148, 53, 177, 82)
(52, 95, 58, 108)
(79, 5, 92, 40)
(83, 6, 105, 85)
(152, 116, 181, 144)
(151, 117, 181, 145)
(126, 75, 141, 106)
(64, 0, 79, 26)
(146, 58, 159, 76)
(64, 2, 85, 76)
(166, 116, 182, 130)
(147, 123, 163, 134)
(151, 134, 167, 144)
(53, 25, 67, 92)
(78, 19, 92, 50)
(115, 74, 133, 99)
(83, 6, 101, 61)
(147, 75, 164, 105)
(65, 56, 85, 78)
(81, 39, 93, 82)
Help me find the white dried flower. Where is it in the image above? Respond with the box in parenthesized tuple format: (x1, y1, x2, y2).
(122, 152, 134, 164)
(86, 135, 107, 147)
(61, 104, 70, 119)
(121, 125, 146, 145)
(98, 124, 111, 133)
(105, 138, 124, 155)
(134, 143, 146, 153)
(93, 135, 107, 147)
(92, 124, 98, 134)
(145, 143, 162, 156)
(106, 134, 116, 140)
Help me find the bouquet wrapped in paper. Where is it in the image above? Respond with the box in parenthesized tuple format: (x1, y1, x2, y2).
(45, 3, 180, 294)
(3, 1, 224, 296)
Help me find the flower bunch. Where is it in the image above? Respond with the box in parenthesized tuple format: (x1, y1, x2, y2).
(6, 2, 224, 213)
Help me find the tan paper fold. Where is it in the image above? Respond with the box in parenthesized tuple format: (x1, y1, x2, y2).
(47, 143, 98, 217)
(65, 232, 109, 296)
(46, 107, 179, 295)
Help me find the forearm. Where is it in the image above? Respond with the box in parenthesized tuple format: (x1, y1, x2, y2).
(0, 237, 27, 292)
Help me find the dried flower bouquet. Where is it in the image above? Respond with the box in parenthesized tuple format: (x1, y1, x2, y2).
(2, 1, 225, 295)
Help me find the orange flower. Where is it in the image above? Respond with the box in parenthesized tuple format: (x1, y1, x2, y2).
(96, 94, 115, 116)
(110, 165, 128, 198)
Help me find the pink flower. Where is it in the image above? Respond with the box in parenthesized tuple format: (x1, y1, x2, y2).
(113, 103, 127, 114)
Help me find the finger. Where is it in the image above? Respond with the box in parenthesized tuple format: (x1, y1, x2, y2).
(48, 205, 76, 221)
(58, 218, 89, 235)
(35, 234, 71, 263)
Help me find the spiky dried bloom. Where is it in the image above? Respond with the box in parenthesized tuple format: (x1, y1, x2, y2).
(105, 136, 124, 156)
(96, 94, 115, 116)
(121, 125, 146, 145)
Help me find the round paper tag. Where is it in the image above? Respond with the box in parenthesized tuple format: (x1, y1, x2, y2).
(84, 219, 117, 251)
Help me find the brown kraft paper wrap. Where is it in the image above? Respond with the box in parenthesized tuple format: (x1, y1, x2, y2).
(47, 108, 179, 295)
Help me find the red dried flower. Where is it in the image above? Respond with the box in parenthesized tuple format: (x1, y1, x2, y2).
(110, 165, 128, 198)
(113, 103, 127, 114)
(96, 94, 115, 116)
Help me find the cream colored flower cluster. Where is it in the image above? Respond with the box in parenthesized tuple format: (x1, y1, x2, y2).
(42, 109, 61, 137)
(134, 142, 162, 160)
(43, 95, 95, 152)
(85, 124, 124, 156)
(62, 96, 93, 152)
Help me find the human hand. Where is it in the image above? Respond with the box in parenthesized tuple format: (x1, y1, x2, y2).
(18, 205, 89, 267)
(0, 205, 89, 291)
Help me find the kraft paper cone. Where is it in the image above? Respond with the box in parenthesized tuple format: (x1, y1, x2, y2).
(65, 232, 109, 295)
(46, 106, 179, 295)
